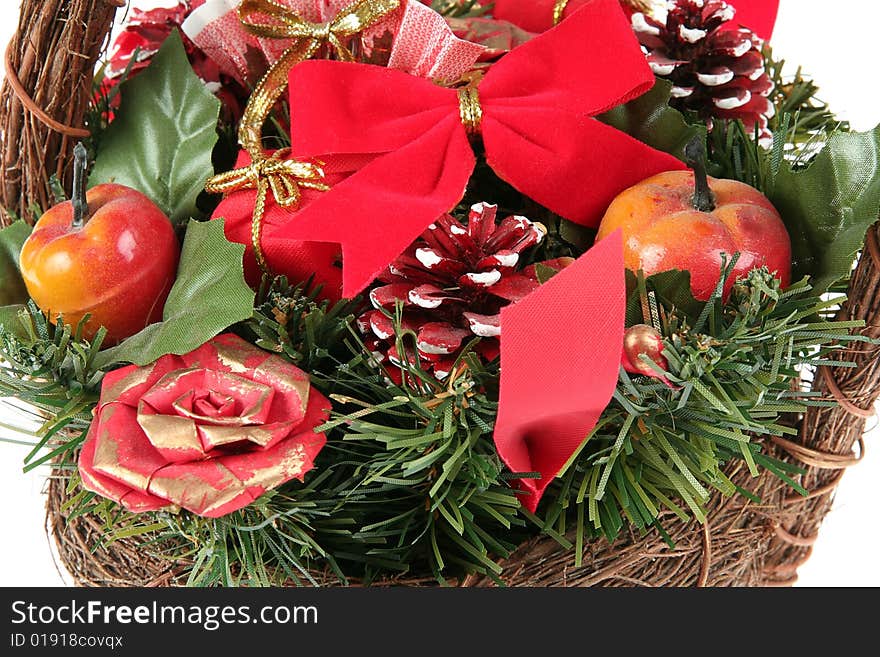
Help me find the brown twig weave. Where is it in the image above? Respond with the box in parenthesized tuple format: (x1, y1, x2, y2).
(0, 0, 122, 225)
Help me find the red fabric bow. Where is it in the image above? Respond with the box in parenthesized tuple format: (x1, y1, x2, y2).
(268, 0, 684, 298)
(493, 0, 778, 40)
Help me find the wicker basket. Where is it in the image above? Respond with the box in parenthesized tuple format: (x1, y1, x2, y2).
(3, 0, 878, 587)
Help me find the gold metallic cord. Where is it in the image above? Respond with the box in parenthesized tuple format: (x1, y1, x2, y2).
(251, 176, 271, 274)
(457, 86, 483, 136)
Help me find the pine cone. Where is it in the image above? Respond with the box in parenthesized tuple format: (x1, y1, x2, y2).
(360, 203, 551, 379)
(632, 0, 774, 139)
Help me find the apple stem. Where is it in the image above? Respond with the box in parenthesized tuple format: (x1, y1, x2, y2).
(685, 137, 716, 213)
(71, 142, 89, 229)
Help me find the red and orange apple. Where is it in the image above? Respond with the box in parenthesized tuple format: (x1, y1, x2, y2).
(597, 145, 791, 301)
(20, 176, 179, 344)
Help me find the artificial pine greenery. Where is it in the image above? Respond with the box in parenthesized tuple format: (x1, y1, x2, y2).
(0, 304, 107, 473)
(543, 268, 867, 557)
(61, 263, 867, 585)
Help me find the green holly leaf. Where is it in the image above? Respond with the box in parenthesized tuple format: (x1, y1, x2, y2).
(0, 221, 30, 308)
(89, 30, 221, 225)
(94, 219, 254, 368)
(625, 269, 704, 327)
(598, 79, 705, 162)
(767, 125, 880, 293)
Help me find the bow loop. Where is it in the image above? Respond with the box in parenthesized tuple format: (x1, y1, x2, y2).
(330, 0, 401, 37)
(237, 0, 323, 40)
(237, 0, 401, 43)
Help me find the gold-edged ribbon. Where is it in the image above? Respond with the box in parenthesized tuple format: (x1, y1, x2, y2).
(205, 0, 401, 275)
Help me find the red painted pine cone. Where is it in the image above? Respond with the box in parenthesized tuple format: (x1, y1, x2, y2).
(361, 202, 561, 379)
(632, 0, 774, 140)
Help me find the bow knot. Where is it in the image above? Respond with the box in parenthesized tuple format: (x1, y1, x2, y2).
(239, 0, 385, 61)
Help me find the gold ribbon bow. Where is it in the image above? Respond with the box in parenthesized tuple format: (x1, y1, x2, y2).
(205, 150, 329, 272)
(205, 0, 401, 275)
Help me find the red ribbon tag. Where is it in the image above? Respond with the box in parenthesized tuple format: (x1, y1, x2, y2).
(494, 231, 626, 511)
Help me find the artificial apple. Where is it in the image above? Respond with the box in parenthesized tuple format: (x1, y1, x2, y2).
(596, 140, 791, 300)
(19, 144, 180, 344)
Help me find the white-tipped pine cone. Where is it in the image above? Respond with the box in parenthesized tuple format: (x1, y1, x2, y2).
(633, 0, 774, 139)
(360, 203, 555, 380)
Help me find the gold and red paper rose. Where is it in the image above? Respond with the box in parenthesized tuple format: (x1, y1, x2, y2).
(78, 334, 330, 518)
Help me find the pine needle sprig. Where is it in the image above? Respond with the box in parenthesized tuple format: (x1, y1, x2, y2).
(765, 46, 848, 146)
(707, 51, 847, 189)
(706, 118, 770, 191)
(313, 316, 523, 582)
(0, 303, 107, 471)
(243, 276, 362, 373)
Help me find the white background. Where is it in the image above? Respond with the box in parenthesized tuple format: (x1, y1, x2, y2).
(0, 0, 878, 587)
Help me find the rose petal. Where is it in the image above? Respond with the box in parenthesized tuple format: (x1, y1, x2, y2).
(197, 419, 298, 451)
(99, 356, 184, 409)
(140, 368, 274, 427)
(147, 393, 329, 517)
(137, 412, 206, 462)
(91, 405, 172, 489)
(78, 422, 169, 513)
